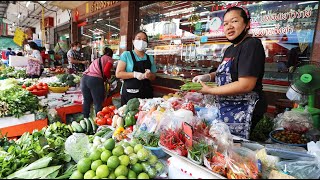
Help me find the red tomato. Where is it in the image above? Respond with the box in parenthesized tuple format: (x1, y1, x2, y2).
(22, 84, 26, 88)
(109, 105, 116, 111)
(95, 117, 100, 123)
(127, 126, 133, 131)
(37, 85, 43, 90)
(43, 83, 48, 87)
(33, 89, 38, 92)
(106, 118, 112, 125)
(102, 107, 110, 114)
(104, 114, 111, 119)
(97, 111, 105, 118)
(38, 82, 43, 86)
(42, 86, 48, 91)
(97, 117, 107, 125)
(110, 112, 115, 117)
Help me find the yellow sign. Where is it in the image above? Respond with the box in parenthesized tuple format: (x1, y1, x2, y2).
(13, 28, 26, 47)
(90, 1, 119, 13)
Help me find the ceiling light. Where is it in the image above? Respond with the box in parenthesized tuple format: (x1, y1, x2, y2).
(105, 24, 120, 31)
(97, 18, 103, 21)
(82, 34, 92, 38)
(12, 22, 15, 26)
(298, 1, 318, 5)
(26, 1, 30, 7)
(38, 1, 46, 4)
(18, 13, 21, 19)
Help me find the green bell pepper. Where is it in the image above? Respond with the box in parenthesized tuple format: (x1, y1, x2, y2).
(124, 115, 136, 127)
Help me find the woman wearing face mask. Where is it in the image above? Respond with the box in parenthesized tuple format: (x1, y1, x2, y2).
(67, 41, 88, 73)
(26, 42, 43, 78)
(116, 31, 157, 105)
(192, 6, 267, 139)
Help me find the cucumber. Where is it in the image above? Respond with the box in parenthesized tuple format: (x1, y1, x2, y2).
(79, 120, 87, 132)
(94, 130, 106, 137)
(72, 121, 84, 133)
(89, 117, 98, 134)
(67, 124, 74, 133)
(84, 118, 92, 134)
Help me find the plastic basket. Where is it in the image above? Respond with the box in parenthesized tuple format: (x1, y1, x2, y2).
(269, 129, 310, 148)
(48, 86, 69, 93)
(144, 145, 167, 159)
(30, 89, 49, 96)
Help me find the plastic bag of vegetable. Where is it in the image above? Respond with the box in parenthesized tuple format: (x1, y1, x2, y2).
(65, 133, 90, 163)
(276, 157, 320, 179)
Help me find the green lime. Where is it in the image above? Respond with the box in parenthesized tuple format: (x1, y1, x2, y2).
(129, 153, 138, 165)
(131, 163, 143, 174)
(134, 144, 143, 153)
(89, 149, 102, 161)
(122, 142, 131, 148)
(148, 155, 158, 165)
(137, 172, 149, 179)
(92, 176, 99, 179)
(70, 170, 83, 179)
(77, 158, 92, 174)
(107, 155, 120, 169)
(91, 160, 103, 171)
(96, 164, 110, 178)
(84, 170, 96, 179)
(146, 167, 157, 179)
(104, 138, 115, 151)
(101, 150, 112, 162)
(116, 175, 127, 179)
(137, 148, 150, 161)
(155, 162, 164, 173)
(108, 172, 116, 179)
(119, 155, 130, 166)
(124, 146, 134, 155)
(128, 170, 137, 179)
(114, 165, 129, 177)
(141, 162, 151, 172)
(113, 146, 124, 156)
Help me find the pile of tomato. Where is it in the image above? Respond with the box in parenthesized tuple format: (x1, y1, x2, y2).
(22, 82, 49, 92)
(95, 105, 116, 126)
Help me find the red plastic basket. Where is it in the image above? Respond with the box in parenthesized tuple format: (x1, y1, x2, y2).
(30, 89, 49, 96)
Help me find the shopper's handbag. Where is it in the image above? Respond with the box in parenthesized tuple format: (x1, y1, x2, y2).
(26, 59, 41, 76)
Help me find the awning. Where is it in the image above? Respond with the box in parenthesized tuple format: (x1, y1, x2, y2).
(49, 1, 88, 10)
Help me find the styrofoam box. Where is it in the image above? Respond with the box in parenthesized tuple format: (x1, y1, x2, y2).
(167, 156, 225, 179)
(0, 113, 35, 128)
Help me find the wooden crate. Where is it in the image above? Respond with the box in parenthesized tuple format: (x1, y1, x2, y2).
(0, 118, 48, 138)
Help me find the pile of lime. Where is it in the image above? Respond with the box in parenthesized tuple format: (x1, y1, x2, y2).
(70, 138, 165, 179)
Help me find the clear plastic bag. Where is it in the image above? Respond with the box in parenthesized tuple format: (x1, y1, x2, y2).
(196, 107, 219, 125)
(225, 147, 259, 179)
(274, 110, 313, 133)
(276, 157, 320, 179)
(65, 133, 90, 163)
(209, 122, 233, 153)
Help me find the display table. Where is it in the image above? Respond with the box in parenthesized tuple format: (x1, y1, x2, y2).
(0, 118, 48, 138)
(56, 104, 83, 124)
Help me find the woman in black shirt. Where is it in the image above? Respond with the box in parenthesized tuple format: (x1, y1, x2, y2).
(192, 6, 267, 139)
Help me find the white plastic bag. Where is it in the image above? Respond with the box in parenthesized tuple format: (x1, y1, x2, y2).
(65, 133, 90, 163)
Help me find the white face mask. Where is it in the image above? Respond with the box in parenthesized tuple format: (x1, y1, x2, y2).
(133, 40, 147, 51)
(76, 47, 80, 51)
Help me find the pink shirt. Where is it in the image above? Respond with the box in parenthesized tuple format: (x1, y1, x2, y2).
(83, 55, 113, 79)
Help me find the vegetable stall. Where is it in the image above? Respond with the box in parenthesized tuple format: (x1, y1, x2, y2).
(0, 64, 320, 179)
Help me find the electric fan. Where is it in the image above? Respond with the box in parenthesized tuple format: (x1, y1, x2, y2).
(286, 62, 320, 129)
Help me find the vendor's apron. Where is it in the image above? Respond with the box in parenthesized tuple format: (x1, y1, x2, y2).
(121, 51, 153, 105)
(215, 58, 259, 139)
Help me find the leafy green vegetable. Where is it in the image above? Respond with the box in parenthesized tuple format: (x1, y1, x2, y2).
(133, 132, 160, 147)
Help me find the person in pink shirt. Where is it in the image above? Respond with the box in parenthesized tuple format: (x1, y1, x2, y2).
(81, 47, 114, 118)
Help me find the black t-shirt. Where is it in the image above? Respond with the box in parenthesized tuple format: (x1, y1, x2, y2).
(223, 37, 266, 94)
